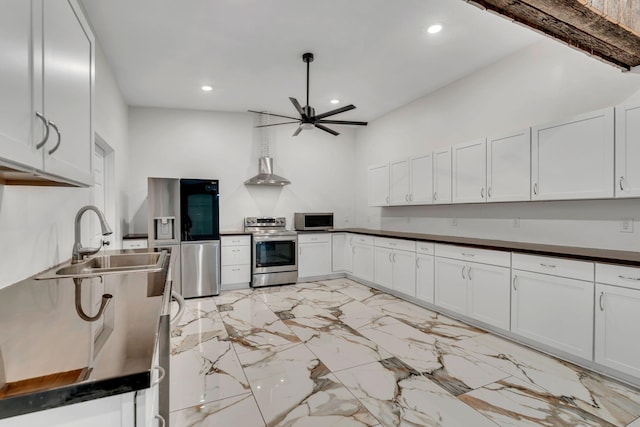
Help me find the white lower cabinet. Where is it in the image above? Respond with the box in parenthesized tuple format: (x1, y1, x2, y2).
(595, 263, 640, 377)
(374, 237, 416, 296)
(434, 245, 511, 329)
(415, 242, 435, 304)
(511, 254, 594, 360)
(352, 235, 374, 283)
(332, 233, 353, 273)
(435, 257, 467, 313)
(298, 233, 331, 279)
(221, 235, 251, 289)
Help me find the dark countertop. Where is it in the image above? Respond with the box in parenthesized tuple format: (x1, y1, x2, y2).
(122, 233, 148, 240)
(335, 228, 640, 266)
(220, 230, 252, 236)
(0, 248, 171, 420)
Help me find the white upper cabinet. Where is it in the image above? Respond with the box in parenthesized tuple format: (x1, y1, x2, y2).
(0, 0, 94, 186)
(409, 153, 433, 204)
(615, 101, 640, 198)
(531, 107, 614, 201)
(38, 0, 94, 185)
(486, 129, 531, 202)
(389, 159, 410, 205)
(452, 138, 486, 203)
(368, 162, 390, 206)
(433, 147, 452, 204)
(0, 0, 38, 170)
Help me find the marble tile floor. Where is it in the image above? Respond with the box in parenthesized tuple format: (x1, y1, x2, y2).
(169, 278, 640, 427)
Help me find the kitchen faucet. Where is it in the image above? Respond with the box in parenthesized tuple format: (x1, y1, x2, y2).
(72, 205, 113, 263)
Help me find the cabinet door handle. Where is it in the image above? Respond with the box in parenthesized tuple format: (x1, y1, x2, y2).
(154, 414, 166, 427)
(47, 121, 61, 155)
(388, 252, 393, 263)
(405, 194, 409, 202)
(170, 291, 186, 328)
(488, 187, 492, 198)
(468, 267, 472, 280)
(433, 191, 437, 201)
(386, 196, 389, 204)
(599, 291, 605, 311)
(533, 183, 538, 195)
(480, 188, 485, 199)
(461, 265, 466, 279)
(618, 274, 640, 281)
(35, 112, 50, 149)
(352, 246, 355, 254)
(152, 365, 166, 387)
(620, 177, 625, 191)
(393, 253, 396, 263)
(513, 275, 518, 291)
(416, 258, 420, 268)
(409, 194, 413, 202)
(540, 263, 556, 269)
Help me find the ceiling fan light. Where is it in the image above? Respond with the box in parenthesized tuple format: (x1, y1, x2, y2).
(301, 123, 315, 130)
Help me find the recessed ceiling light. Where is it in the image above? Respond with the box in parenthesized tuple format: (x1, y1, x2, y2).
(330, 99, 340, 104)
(201, 85, 213, 92)
(427, 24, 442, 34)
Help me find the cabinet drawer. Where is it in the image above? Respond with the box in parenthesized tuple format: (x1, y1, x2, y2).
(122, 239, 148, 249)
(221, 246, 251, 266)
(221, 265, 251, 284)
(435, 244, 510, 267)
(352, 234, 374, 246)
(298, 233, 330, 244)
(221, 235, 251, 247)
(374, 237, 415, 252)
(596, 263, 640, 290)
(416, 241, 434, 255)
(512, 253, 593, 281)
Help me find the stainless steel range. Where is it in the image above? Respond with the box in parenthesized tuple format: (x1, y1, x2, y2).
(245, 217, 298, 287)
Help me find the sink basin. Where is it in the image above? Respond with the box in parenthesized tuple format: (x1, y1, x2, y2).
(36, 251, 167, 280)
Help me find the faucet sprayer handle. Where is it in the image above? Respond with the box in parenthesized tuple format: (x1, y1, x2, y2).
(102, 240, 111, 247)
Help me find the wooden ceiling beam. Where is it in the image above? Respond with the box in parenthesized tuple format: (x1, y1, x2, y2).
(466, 0, 640, 71)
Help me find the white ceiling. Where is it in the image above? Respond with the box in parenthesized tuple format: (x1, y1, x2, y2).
(81, 0, 542, 122)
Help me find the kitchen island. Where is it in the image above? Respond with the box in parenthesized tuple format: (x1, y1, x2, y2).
(0, 247, 172, 425)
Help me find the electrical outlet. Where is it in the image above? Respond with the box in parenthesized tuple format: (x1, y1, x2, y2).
(621, 218, 634, 233)
(513, 217, 521, 228)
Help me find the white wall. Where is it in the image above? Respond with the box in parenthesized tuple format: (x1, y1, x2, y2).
(126, 107, 356, 233)
(0, 43, 129, 289)
(355, 39, 640, 251)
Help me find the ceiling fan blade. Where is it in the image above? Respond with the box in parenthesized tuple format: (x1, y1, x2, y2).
(314, 104, 356, 120)
(255, 121, 300, 128)
(316, 119, 368, 126)
(315, 124, 340, 136)
(292, 126, 303, 137)
(289, 98, 308, 119)
(248, 110, 300, 121)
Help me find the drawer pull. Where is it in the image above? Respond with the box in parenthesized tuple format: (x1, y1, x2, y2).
(461, 253, 475, 257)
(232, 249, 240, 252)
(618, 275, 640, 281)
(389, 242, 396, 246)
(513, 275, 518, 291)
(232, 268, 240, 272)
(599, 292, 604, 311)
(540, 263, 556, 268)
(152, 366, 165, 387)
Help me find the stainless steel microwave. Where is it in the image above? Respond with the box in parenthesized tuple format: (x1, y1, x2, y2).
(294, 212, 334, 231)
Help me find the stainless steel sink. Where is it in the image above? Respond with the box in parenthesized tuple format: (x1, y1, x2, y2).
(36, 251, 167, 280)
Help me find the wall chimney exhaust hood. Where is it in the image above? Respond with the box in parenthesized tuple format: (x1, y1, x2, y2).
(244, 156, 290, 186)
(246, 112, 291, 186)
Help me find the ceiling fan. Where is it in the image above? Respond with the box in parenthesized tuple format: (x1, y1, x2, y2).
(249, 52, 368, 136)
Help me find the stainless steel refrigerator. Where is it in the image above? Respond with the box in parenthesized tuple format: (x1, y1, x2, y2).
(147, 177, 221, 298)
